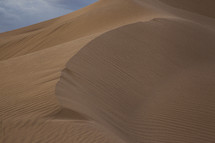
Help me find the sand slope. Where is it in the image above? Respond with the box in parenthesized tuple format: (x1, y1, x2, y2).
(0, 0, 163, 61)
(1, 0, 215, 142)
(56, 18, 215, 142)
(160, 0, 215, 18)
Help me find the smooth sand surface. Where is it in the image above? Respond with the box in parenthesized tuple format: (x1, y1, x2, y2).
(160, 0, 215, 18)
(1, 0, 215, 142)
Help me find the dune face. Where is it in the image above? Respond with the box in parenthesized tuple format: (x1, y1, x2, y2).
(1, 0, 215, 143)
(56, 19, 215, 142)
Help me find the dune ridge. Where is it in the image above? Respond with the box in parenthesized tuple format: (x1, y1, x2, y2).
(1, 0, 215, 142)
(0, 0, 164, 61)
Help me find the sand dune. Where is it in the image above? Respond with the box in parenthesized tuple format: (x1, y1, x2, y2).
(56, 18, 215, 142)
(1, 0, 215, 142)
(160, 0, 215, 18)
(0, 0, 164, 61)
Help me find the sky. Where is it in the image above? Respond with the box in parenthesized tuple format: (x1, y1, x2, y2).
(0, 0, 97, 33)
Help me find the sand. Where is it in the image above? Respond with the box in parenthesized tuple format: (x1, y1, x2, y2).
(1, 0, 215, 142)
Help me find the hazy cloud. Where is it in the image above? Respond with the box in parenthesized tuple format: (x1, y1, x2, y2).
(0, 0, 97, 32)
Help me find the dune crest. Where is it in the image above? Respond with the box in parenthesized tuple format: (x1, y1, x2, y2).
(1, 0, 215, 142)
(0, 0, 163, 61)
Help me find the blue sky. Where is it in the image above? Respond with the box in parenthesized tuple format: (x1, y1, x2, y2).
(0, 0, 97, 33)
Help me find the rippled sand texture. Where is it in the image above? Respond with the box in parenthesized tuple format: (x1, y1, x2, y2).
(1, 0, 215, 143)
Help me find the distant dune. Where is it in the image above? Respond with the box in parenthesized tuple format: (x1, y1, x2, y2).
(1, 0, 215, 143)
(160, 0, 215, 18)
